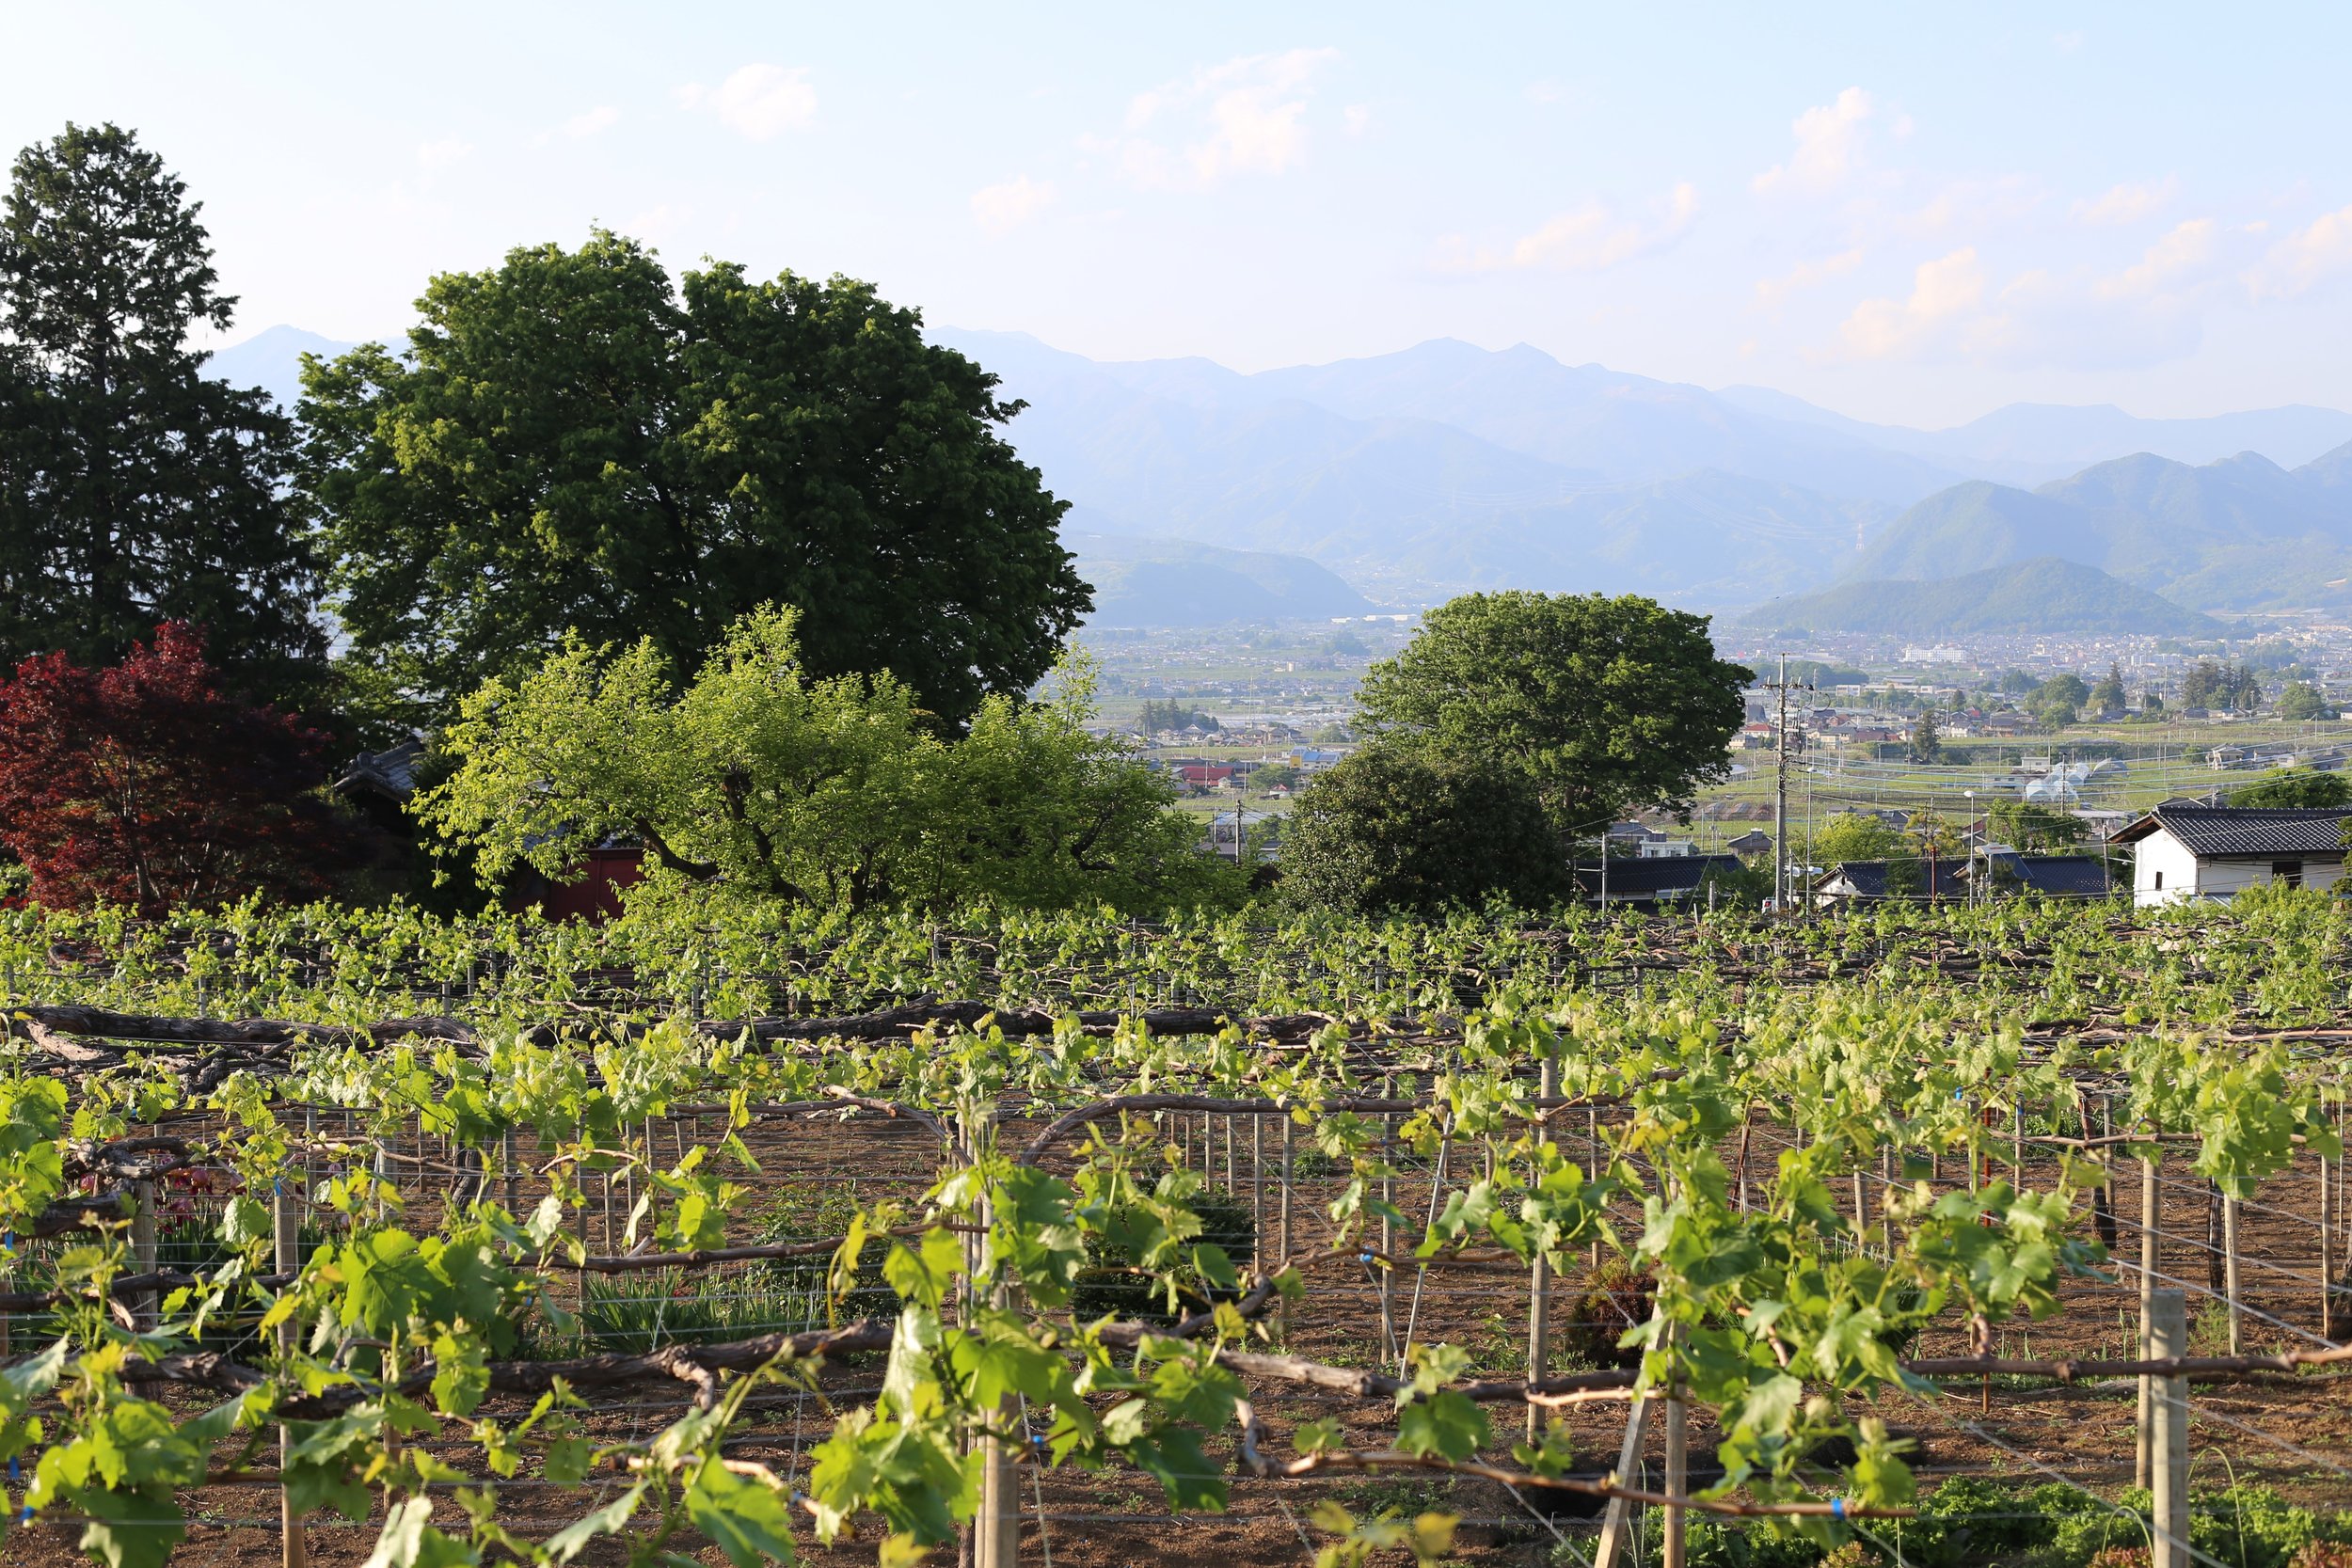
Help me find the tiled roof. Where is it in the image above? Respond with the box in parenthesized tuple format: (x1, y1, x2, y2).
(1573, 855, 1743, 900)
(2112, 804, 2352, 858)
(1972, 853, 2115, 898)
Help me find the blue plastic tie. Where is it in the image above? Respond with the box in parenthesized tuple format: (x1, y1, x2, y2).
(1830, 1497, 1847, 1520)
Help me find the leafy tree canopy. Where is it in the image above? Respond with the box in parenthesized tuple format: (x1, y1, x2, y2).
(2233, 769, 2352, 809)
(1987, 800, 2092, 850)
(1276, 744, 1568, 917)
(416, 606, 1235, 916)
(1808, 813, 1907, 863)
(0, 623, 349, 913)
(0, 123, 325, 708)
(1351, 591, 1747, 834)
(2276, 681, 2336, 721)
(300, 231, 1089, 729)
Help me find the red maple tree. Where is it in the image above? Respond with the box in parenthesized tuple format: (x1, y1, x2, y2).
(0, 623, 344, 912)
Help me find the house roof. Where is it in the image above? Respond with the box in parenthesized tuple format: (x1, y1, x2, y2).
(2110, 803, 2352, 858)
(333, 738, 424, 800)
(1573, 855, 1743, 901)
(1967, 853, 2115, 898)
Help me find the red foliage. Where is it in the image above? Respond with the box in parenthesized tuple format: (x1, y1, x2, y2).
(0, 622, 344, 913)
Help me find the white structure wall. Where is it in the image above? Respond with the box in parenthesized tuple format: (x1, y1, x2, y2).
(2132, 825, 2345, 905)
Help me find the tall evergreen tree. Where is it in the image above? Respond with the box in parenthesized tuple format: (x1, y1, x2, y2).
(0, 123, 324, 708)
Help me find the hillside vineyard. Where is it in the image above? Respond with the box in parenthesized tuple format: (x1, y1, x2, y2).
(0, 895, 2346, 1565)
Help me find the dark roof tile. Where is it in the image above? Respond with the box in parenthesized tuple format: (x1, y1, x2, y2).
(2114, 804, 2352, 857)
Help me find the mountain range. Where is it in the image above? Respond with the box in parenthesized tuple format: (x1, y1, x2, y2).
(205, 323, 2352, 624)
(1740, 558, 2225, 639)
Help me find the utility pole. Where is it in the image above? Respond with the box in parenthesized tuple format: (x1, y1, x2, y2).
(1764, 655, 1816, 919)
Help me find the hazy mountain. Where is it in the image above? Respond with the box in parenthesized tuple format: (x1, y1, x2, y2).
(1236, 339, 1974, 503)
(200, 325, 357, 407)
(939, 328, 1879, 607)
(1714, 387, 2352, 485)
(1068, 532, 1373, 626)
(201, 324, 2352, 621)
(1741, 558, 2222, 638)
(1850, 441, 2352, 611)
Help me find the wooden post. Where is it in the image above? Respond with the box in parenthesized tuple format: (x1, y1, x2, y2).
(1879, 1146, 1893, 1250)
(276, 1181, 309, 1568)
(2222, 1193, 2244, 1355)
(1587, 1105, 1603, 1270)
(1378, 1080, 1396, 1365)
(1592, 1393, 1651, 1568)
(2136, 1155, 2158, 1490)
(1278, 1114, 1294, 1335)
(1251, 1113, 1264, 1263)
(2323, 1153, 2338, 1341)
(2147, 1290, 2190, 1568)
(1526, 1058, 1559, 1442)
(130, 1180, 157, 1330)
(1662, 1327, 1687, 1568)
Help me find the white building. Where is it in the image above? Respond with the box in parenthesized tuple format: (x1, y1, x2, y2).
(2111, 804, 2350, 905)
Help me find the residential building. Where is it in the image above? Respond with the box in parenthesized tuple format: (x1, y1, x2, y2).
(2111, 804, 2351, 905)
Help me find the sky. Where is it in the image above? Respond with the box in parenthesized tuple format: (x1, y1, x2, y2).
(7, 2, 2352, 428)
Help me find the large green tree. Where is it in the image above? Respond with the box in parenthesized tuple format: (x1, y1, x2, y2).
(1350, 591, 1748, 834)
(2233, 768, 2352, 808)
(0, 123, 324, 706)
(301, 231, 1089, 728)
(417, 606, 1233, 915)
(1277, 745, 1568, 917)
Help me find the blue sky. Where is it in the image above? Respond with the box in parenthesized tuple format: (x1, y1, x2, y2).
(7, 1, 2351, 426)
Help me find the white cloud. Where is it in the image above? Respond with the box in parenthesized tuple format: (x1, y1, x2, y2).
(1896, 175, 2043, 238)
(2246, 203, 2352, 299)
(2097, 219, 2220, 300)
(2054, 29, 2087, 51)
(1110, 48, 1339, 189)
(2072, 177, 2177, 226)
(1752, 87, 1873, 196)
(1836, 247, 1986, 358)
(680, 64, 817, 140)
(1343, 103, 1372, 136)
(623, 202, 691, 241)
(1755, 246, 1866, 306)
(1438, 183, 1697, 274)
(416, 136, 473, 169)
(1831, 226, 2243, 371)
(971, 175, 1056, 238)
(564, 105, 620, 139)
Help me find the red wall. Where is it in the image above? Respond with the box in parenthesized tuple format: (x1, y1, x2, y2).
(513, 846, 645, 923)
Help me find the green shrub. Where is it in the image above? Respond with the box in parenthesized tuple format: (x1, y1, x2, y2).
(1069, 1186, 1256, 1324)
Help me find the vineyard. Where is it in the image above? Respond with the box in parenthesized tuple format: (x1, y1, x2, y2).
(0, 889, 2348, 1568)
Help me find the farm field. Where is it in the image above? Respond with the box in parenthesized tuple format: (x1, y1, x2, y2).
(0, 893, 2347, 1567)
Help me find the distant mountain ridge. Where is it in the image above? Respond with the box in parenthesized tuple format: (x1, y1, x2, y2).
(203, 324, 2352, 617)
(1851, 442, 2352, 611)
(1741, 558, 2223, 637)
(1065, 532, 1372, 626)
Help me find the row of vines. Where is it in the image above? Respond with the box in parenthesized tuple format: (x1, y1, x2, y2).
(0, 886, 2346, 1566)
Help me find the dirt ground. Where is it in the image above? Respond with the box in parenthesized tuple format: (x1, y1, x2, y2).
(4, 1107, 2344, 1568)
